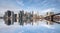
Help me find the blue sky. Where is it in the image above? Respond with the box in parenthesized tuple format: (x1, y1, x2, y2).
(0, 0, 60, 13)
(0, 0, 60, 33)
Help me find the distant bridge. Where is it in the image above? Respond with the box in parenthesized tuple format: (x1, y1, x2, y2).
(45, 13, 60, 24)
(51, 13, 60, 16)
(0, 17, 3, 19)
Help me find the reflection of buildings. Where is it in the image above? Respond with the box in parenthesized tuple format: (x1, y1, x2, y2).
(45, 12, 54, 25)
(46, 21, 53, 25)
(4, 10, 14, 25)
(45, 12, 54, 21)
(14, 14, 17, 22)
(4, 10, 33, 25)
(53, 15, 60, 22)
(18, 10, 33, 25)
(45, 12, 60, 24)
(3, 10, 60, 26)
(19, 10, 24, 25)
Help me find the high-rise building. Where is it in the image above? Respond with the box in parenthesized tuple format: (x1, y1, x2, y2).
(4, 10, 14, 25)
(14, 14, 17, 22)
(46, 12, 54, 16)
(19, 10, 24, 25)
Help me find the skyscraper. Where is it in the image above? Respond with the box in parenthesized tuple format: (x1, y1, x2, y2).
(19, 10, 24, 25)
(4, 10, 14, 25)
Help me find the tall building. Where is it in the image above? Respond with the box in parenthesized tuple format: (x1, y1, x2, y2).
(14, 13, 19, 22)
(45, 12, 54, 22)
(14, 14, 17, 22)
(46, 12, 54, 16)
(19, 10, 24, 25)
(4, 10, 14, 25)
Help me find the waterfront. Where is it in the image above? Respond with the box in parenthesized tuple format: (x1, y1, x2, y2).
(0, 0, 60, 33)
(0, 10, 60, 33)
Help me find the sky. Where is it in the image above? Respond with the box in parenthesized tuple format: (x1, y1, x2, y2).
(0, 0, 60, 33)
(0, 0, 60, 15)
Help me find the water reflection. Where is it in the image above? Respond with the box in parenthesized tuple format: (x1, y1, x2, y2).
(3, 16, 60, 26)
(0, 10, 60, 33)
(0, 10, 60, 26)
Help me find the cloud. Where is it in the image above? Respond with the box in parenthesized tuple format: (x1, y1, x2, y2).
(16, 0, 24, 6)
(0, 0, 25, 14)
(42, 8, 55, 13)
(44, 8, 54, 12)
(0, 20, 60, 33)
(0, 21, 22, 33)
(43, 24, 55, 29)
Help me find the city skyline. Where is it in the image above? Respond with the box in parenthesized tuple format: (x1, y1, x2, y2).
(0, 10, 60, 25)
(0, 0, 60, 33)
